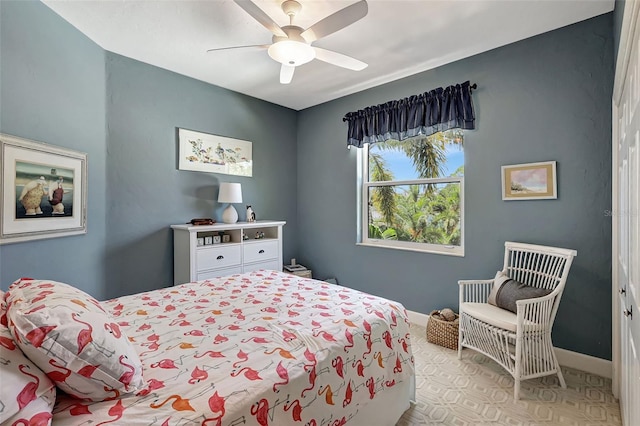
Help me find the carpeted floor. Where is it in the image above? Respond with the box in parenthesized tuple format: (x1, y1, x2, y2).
(396, 324, 621, 425)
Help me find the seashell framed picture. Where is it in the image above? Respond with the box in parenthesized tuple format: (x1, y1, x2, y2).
(0, 133, 87, 244)
(177, 128, 252, 177)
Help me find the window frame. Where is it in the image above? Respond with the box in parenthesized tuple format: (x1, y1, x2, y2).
(357, 142, 465, 257)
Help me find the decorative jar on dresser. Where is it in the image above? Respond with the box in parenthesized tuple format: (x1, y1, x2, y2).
(171, 220, 285, 285)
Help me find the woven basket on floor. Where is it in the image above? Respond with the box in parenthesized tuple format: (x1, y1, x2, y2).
(426, 310, 459, 350)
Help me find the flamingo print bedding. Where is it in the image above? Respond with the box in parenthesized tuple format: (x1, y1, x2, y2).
(51, 270, 415, 426)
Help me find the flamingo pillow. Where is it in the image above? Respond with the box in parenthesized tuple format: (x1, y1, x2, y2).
(5, 278, 144, 401)
(0, 290, 57, 425)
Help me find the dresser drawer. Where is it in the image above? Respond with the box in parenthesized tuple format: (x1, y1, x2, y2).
(243, 240, 279, 264)
(198, 266, 243, 281)
(243, 259, 281, 273)
(197, 244, 241, 271)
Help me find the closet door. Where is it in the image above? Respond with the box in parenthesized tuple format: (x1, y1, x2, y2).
(614, 7, 640, 423)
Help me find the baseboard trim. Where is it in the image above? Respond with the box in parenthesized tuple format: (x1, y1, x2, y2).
(407, 310, 612, 379)
(554, 347, 612, 379)
(407, 310, 430, 328)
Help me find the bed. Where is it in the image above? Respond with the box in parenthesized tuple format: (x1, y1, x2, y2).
(2, 270, 415, 426)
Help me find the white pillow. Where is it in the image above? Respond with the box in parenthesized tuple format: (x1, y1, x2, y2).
(1, 289, 5, 325)
(0, 291, 57, 424)
(6, 278, 144, 401)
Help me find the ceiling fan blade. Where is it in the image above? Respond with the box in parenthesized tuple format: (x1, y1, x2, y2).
(234, 0, 287, 37)
(280, 64, 295, 84)
(313, 47, 367, 71)
(207, 44, 269, 53)
(300, 0, 368, 43)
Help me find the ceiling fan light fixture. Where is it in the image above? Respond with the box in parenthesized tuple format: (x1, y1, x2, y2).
(225, 0, 369, 83)
(268, 40, 315, 66)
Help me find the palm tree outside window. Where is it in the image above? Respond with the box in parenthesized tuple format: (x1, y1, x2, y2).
(360, 131, 464, 256)
(345, 80, 475, 256)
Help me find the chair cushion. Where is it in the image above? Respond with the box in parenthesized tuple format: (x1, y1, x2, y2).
(461, 302, 546, 332)
(488, 270, 552, 313)
(461, 302, 519, 332)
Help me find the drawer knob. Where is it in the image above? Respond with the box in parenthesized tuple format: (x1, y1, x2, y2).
(258, 249, 265, 254)
(217, 255, 224, 260)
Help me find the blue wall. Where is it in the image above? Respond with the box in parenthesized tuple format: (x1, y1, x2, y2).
(296, 14, 614, 360)
(614, 0, 625, 61)
(0, 2, 615, 360)
(0, 1, 298, 299)
(0, 0, 108, 299)
(104, 53, 298, 298)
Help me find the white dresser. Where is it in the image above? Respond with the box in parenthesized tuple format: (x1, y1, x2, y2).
(171, 220, 286, 285)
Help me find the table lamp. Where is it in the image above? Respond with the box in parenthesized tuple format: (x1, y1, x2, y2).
(218, 182, 242, 224)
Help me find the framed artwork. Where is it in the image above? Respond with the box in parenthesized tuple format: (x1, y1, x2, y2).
(1, 133, 87, 245)
(178, 128, 252, 177)
(501, 161, 557, 200)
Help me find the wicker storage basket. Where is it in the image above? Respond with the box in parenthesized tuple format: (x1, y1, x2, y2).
(426, 310, 459, 350)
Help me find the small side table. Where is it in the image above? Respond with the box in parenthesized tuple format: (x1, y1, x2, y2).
(284, 268, 312, 279)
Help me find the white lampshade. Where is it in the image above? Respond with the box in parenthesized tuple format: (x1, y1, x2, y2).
(218, 183, 242, 204)
(218, 183, 242, 224)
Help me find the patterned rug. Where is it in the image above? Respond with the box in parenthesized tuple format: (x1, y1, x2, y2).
(396, 325, 621, 425)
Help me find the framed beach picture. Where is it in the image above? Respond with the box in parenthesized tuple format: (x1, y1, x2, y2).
(1, 133, 87, 245)
(178, 128, 253, 177)
(501, 161, 557, 200)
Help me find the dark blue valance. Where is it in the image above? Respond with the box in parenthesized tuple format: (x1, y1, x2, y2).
(343, 81, 476, 148)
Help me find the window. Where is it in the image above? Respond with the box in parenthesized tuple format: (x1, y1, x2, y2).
(358, 130, 464, 256)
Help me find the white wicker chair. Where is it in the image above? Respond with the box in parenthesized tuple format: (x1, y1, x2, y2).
(458, 242, 577, 400)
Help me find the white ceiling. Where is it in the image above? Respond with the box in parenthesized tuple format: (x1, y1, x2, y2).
(43, 0, 614, 111)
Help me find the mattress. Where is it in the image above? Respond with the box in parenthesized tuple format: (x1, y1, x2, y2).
(52, 270, 415, 425)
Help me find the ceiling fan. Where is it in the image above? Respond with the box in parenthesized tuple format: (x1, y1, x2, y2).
(208, 0, 368, 84)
